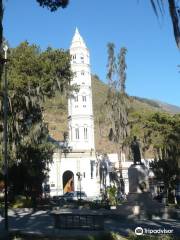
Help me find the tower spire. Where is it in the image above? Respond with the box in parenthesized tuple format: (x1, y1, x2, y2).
(75, 27, 79, 34)
(69, 29, 94, 151)
(70, 27, 87, 49)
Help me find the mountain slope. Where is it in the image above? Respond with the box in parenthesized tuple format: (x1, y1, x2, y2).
(43, 75, 179, 154)
(156, 100, 180, 114)
(133, 96, 180, 114)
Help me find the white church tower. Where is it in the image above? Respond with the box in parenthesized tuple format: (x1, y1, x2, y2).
(47, 29, 99, 198)
(68, 28, 95, 152)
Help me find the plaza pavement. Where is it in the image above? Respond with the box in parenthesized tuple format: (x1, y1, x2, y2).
(0, 208, 180, 239)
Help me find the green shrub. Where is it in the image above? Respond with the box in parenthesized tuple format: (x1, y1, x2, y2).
(107, 186, 117, 205)
(11, 195, 32, 208)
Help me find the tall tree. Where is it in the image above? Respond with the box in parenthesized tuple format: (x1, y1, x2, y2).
(129, 110, 180, 203)
(0, 42, 73, 199)
(149, 113, 180, 203)
(118, 47, 127, 94)
(106, 43, 129, 193)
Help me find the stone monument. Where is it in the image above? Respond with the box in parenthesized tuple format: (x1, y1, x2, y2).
(128, 164, 149, 193)
(128, 136, 149, 193)
(123, 136, 166, 219)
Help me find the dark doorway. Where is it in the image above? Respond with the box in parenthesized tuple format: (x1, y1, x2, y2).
(63, 171, 74, 193)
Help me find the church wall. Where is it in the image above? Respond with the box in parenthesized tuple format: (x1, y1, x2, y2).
(48, 151, 99, 197)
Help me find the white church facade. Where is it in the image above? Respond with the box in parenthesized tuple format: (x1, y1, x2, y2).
(47, 29, 151, 198)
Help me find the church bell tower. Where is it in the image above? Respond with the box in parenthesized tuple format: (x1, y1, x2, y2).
(68, 28, 95, 152)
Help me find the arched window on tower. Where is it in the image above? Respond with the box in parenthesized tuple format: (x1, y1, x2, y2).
(84, 127, 88, 139)
(72, 54, 76, 63)
(75, 128, 79, 139)
(82, 95, 86, 102)
(72, 54, 76, 60)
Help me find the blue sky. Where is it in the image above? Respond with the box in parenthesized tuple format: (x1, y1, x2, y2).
(3, 0, 180, 106)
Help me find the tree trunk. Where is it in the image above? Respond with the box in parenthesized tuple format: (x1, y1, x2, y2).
(117, 143, 124, 193)
(0, 0, 3, 89)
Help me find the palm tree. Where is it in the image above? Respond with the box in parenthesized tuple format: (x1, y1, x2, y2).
(150, 0, 180, 48)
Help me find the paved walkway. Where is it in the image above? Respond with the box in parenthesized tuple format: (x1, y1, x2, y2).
(0, 209, 180, 238)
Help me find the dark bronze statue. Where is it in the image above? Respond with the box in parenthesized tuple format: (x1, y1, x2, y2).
(131, 136, 142, 165)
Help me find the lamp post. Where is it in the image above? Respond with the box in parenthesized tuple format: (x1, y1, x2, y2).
(76, 172, 85, 201)
(3, 44, 8, 231)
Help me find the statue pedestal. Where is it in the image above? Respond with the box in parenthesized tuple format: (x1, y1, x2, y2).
(128, 164, 149, 193)
(118, 163, 167, 219)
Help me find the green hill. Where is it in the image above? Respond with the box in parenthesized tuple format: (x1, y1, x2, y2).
(133, 96, 180, 114)
(43, 75, 179, 154)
